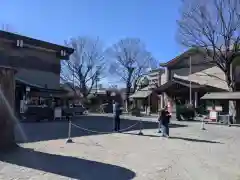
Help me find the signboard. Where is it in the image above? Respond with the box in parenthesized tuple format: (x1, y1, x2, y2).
(20, 100, 25, 113)
(209, 111, 217, 121)
(111, 92, 116, 97)
(215, 106, 223, 112)
(26, 86, 30, 92)
(167, 101, 172, 115)
(54, 107, 62, 119)
(207, 106, 213, 111)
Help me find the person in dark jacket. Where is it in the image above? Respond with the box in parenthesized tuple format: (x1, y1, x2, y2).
(160, 106, 171, 137)
(113, 100, 121, 132)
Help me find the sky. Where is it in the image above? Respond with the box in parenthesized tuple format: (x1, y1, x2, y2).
(0, 0, 184, 87)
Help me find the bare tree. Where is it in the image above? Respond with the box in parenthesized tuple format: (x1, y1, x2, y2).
(61, 37, 105, 101)
(107, 38, 157, 109)
(177, 0, 240, 119)
(178, 0, 240, 90)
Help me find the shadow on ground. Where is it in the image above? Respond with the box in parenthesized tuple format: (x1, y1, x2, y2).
(0, 146, 135, 180)
(169, 136, 222, 144)
(16, 115, 187, 143)
(123, 133, 222, 144)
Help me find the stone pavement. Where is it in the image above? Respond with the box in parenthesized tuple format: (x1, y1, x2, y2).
(0, 114, 240, 180)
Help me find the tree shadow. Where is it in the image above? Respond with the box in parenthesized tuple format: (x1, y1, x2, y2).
(0, 146, 135, 180)
(15, 115, 187, 143)
(169, 136, 222, 144)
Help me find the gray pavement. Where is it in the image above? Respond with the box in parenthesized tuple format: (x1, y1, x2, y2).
(0, 114, 240, 180)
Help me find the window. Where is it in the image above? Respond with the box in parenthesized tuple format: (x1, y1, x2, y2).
(16, 40, 23, 47)
(60, 50, 66, 56)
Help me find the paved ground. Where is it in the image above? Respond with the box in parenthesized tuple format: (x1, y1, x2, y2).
(0, 114, 240, 180)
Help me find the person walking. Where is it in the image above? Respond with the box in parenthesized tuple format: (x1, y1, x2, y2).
(160, 106, 171, 137)
(113, 100, 121, 132)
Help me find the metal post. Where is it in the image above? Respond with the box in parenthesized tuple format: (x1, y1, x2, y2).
(228, 114, 231, 127)
(158, 121, 162, 133)
(201, 117, 206, 130)
(148, 92, 151, 115)
(194, 91, 198, 108)
(138, 119, 143, 135)
(147, 66, 151, 115)
(96, 67, 100, 94)
(95, 77, 98, 105)
(189, 56, 192, 105)
(66, 118, 73, 143)
(73, 67, 75, 87)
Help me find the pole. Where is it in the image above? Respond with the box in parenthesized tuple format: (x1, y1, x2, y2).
(138, 119, 143, 135)
(194, 92, 198, 108)
(148, 91, 151, 115)
(201, 117, 206, 130)
(73, 67, 75, 87)
(66, 118, 73, 143)
(158, 120, 162, 133)
(96, 68, 99, 94)
(147, 66, 151, 115)
(189, 56, 192, 105)
(228, 114, 231, 127)
(72, 68, 75, 104)
(96, 79, 98, 94)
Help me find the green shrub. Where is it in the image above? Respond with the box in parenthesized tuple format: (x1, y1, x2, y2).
(177, 104, 195, 120)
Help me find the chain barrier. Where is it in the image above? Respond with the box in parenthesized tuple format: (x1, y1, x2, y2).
(66, 119, 143, 143)
(71, 121, 140, 134)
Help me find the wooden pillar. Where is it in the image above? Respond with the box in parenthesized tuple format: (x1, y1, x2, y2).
(0, 67, 17, 151)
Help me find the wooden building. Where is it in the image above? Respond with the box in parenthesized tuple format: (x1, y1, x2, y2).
(0, 30, 74, 116)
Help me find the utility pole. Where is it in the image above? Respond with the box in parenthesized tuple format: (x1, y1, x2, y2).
(189, 56, 192, 105)
(95, 68, 100, 94)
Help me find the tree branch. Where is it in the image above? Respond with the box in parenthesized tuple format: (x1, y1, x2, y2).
(177, 0, 240, 91)
(61, 37, 106, 99)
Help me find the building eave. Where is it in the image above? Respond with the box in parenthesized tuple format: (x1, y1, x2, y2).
(159, 48, 205, 68)
(0, 30, 74, 60)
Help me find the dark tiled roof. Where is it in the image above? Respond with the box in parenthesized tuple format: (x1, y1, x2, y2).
(201, 92, 240, 100)
(0, 30, 74, 58)
(159, 48, 204, 67)
(155, 77, 204, 93)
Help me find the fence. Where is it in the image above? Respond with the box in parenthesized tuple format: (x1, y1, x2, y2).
(66, 117, 145, 143)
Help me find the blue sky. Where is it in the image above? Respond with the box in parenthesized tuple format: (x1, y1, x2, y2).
(0, 0, 184, 86)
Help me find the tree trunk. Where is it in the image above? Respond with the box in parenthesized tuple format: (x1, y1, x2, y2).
(125, 83, 132, 112)
(0, 68, 17, 151)
(229, 86, 237, 124)
(226, 65, 237, 124)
